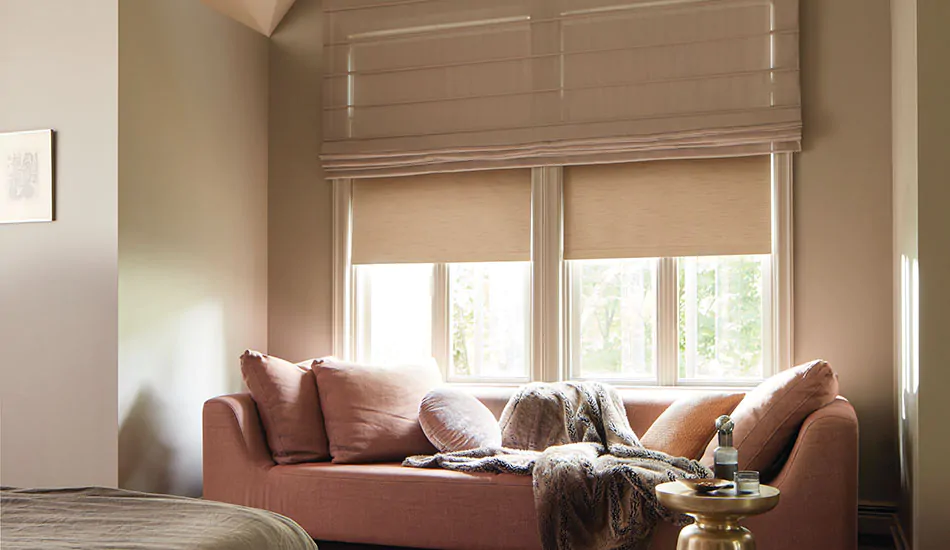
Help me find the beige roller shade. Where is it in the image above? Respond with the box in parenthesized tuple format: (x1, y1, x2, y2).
(352, 169, 531, 264)
(321, 0, 800, 178)
(564, 156, 771, 260)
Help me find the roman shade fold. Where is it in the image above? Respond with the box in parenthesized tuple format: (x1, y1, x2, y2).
(564, 155, 772, 260)
(321, 0, 801, 178)
(351, 169, 531, 264)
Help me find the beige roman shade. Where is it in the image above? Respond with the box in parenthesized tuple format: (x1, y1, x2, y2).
(351, 169, 531, 264)
(321, 0, 801, 178)
(564, 156, 772, 259)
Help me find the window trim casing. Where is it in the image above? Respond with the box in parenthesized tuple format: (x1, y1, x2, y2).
(331, 153, 793, 386)
(331, 178, 355, 360)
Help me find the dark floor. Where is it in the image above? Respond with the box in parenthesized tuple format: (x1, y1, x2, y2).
(318, 535, 898, 550)
(859, 532, 899, 549)
(318, 544, 415, 550)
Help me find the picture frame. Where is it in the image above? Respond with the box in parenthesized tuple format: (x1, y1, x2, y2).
(0, 129, 55, 224)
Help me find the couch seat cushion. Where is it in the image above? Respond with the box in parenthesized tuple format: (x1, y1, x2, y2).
(264, 463, 538, 549)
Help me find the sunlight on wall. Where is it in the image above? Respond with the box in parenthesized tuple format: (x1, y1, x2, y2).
(898, 253, 919, 520)
(119, 300, 226, 496)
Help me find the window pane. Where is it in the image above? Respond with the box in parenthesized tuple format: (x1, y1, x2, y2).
(449, 262, 530, 380)
(570, 259, 657, 379)
(355, 263, 432, 365)
(678, 255, 768, 380)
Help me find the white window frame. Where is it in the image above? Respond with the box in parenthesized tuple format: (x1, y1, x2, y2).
(332, 153, 793, 387)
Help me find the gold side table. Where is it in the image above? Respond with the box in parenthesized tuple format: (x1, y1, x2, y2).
(655, 481, 780, 550)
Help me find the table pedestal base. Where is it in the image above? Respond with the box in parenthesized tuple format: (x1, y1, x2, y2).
(676, 515, 756, 550)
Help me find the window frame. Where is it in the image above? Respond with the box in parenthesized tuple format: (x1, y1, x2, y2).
(332, 153, 793, 387)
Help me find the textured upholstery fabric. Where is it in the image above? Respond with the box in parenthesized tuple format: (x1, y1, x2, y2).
(499, 382, 639, 450)
(203, 392, 858, 550)
(418, 387, 502, 452)
(315, 359, 442, 463)
(700, 360, 840, 476)
(640, 392, 744, 460)
(240, 350, 329, 464)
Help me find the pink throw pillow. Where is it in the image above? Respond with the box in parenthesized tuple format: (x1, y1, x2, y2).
(700, 360, 839, 477)
(641, 392, 745, 460)
(315, 358, 443, 463)
(419, 387, 502, 452)
(240, 350, 329, 464)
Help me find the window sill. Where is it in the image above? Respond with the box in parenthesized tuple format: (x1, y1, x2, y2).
(446, 381, 761, 393)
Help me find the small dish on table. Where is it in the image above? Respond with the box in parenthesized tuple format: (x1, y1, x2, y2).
(677, 478, 733, 494)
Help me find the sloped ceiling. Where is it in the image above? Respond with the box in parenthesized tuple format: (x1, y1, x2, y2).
(201, 0, 298, 37)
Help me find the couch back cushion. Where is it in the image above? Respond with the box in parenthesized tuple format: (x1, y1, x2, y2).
(240, 350, 329, 464)
(700, 360, 839, 477)
(640, 392, 745, 460)
(316, 359, 442, 463)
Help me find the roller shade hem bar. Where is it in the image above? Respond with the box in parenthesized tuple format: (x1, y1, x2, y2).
(564, 245, 772, 261)
(352, 255, 531, 265)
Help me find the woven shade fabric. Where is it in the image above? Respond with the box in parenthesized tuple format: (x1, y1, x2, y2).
(564, 155, 772, 260)
(352, 169, 531, 264)
(321, 0, 800, 178)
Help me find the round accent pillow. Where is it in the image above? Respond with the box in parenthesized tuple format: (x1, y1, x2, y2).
(418, 387, 502, 452)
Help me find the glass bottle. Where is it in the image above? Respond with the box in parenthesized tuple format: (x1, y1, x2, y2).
(713, 415, 738, 482)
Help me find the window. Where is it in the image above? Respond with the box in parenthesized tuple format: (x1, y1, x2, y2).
(448, 262, 531, 381)
(569, 258, 657, 381)
(678, 255, 771, 382)
(335, 155, 792, 386)
(344, 169, 533, 380)
(354, 261, 531, 380)
(354, 263, 433, 366)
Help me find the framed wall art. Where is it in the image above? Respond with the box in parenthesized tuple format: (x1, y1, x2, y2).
(1, 129, 55, 224)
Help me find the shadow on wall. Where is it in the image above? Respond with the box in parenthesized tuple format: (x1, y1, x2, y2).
(118, 388, 174, 493)
(118, 295, 238, 497)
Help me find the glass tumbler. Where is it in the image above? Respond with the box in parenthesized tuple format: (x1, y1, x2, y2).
(734, 471, 760, 495)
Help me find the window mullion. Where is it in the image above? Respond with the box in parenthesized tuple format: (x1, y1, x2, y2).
(657, 257, 678, 386)
(531, 166, 563, 383)
(683, 258, 698, 379)
(565, 262, 580, 379)
(432, 263, 450, 379)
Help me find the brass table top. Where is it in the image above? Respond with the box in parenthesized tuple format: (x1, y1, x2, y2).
(656, 481, 780, 517)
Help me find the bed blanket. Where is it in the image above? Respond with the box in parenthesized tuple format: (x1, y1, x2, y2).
(0, 486, 318, 550)
(405, 381, 711, 550)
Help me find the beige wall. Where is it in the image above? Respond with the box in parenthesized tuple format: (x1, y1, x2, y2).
(0, 0, 119, 488)
(118, 0, 269, 496)
(795, 0, 898, 505)
(268, 0, 334, 362)
(913, 1, 950, 545)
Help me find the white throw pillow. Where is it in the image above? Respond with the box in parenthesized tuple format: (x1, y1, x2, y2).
(418, 387, 502, 453)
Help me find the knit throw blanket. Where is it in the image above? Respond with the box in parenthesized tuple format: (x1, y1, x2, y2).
(404, 382, 711, 550)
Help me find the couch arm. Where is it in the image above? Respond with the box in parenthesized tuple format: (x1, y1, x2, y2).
(749, 397, 858, 549)
(202, 394, 274, 503)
